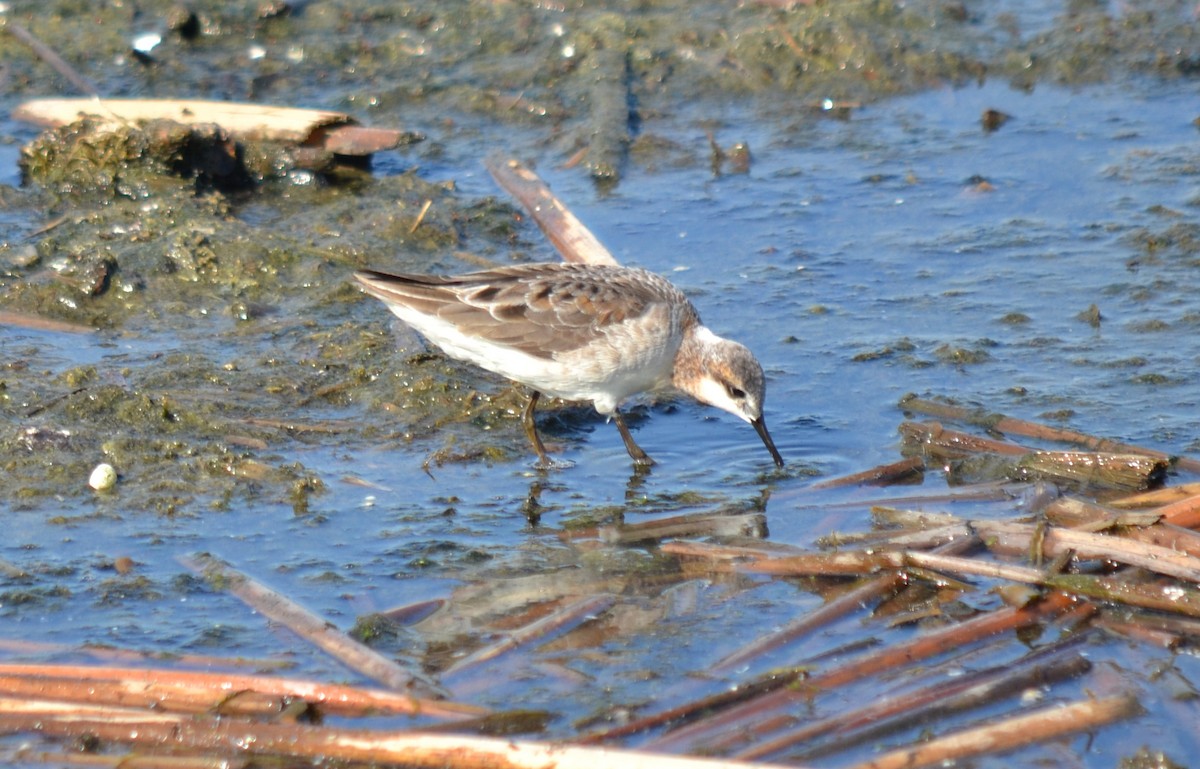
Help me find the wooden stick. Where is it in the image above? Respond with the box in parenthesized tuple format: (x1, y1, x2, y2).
(899, 394, 1200, 473)
(485, 155, 620, 266)
(1110, 483, 1200, 509)
(179, 554, 437, 695)
(0, 663, 482, 720)
(0, 705, 812, 769)
(13, 98, 419, 156)
(973, 520, 1200, 583)
(840, 693, 1139, 769)
(1157, 493, 1200, 529)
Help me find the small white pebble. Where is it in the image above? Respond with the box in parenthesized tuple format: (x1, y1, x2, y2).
(132, 32, 162, 54)
(89, 463, 117, 491)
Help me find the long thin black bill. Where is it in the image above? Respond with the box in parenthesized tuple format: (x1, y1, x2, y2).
(752, 417, 785, 468)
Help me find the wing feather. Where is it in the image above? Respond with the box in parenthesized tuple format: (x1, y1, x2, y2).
(354, 264, 692, 360)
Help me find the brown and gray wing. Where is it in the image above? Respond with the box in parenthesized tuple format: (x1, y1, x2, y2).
(356, 266, 678, 360)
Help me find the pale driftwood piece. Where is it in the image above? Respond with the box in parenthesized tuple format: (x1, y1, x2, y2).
(840, 693, 1139, 769)
(973, 520, 1200, 583)
(485, 155, 620, 266)
(0, 704, 812, 769)
(0, 663, 483, 720)
(899, 394, 1200, 473)
(180, 554, 437, 695)
(12, 98, 420, 155)
(442, 594, 617, 677)
(0, 310, 95, 334)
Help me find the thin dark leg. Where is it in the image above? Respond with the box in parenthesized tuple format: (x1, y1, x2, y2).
(522, 391, 552, 467)
(613, 411, 655, 466)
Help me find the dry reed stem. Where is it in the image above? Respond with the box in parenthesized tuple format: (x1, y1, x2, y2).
(973, 520, 1200, 583)
(1110, 483, 1200, 508)
(0, 663, 484, 720)
(179, 554, 437, 695)
(485, 155, 620, 266)
(644, 592, 1074, 752)
(0, 708, 812, 769)
(1156, 494, 1200, 528)
(839, 693, 1139, 769)
(735, 639, 1093, 761)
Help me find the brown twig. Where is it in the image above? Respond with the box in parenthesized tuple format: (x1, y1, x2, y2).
(179, 554, 439, 695)
(973, 520, 1200, 583)
(737, 638, 1094, 761)
(839, 693, 1139, 769)
(0, 705, 811, 769)
(0, 663, 482, 720)
(644, 592, 1074, 752)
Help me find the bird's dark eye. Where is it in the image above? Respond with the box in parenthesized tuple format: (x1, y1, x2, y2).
(725, 383, 746, 400)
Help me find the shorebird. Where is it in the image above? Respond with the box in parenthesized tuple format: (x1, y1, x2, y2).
(354, 263, 784, 469)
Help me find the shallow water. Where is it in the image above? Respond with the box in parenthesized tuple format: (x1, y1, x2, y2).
(3, 3, 1200, 765)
